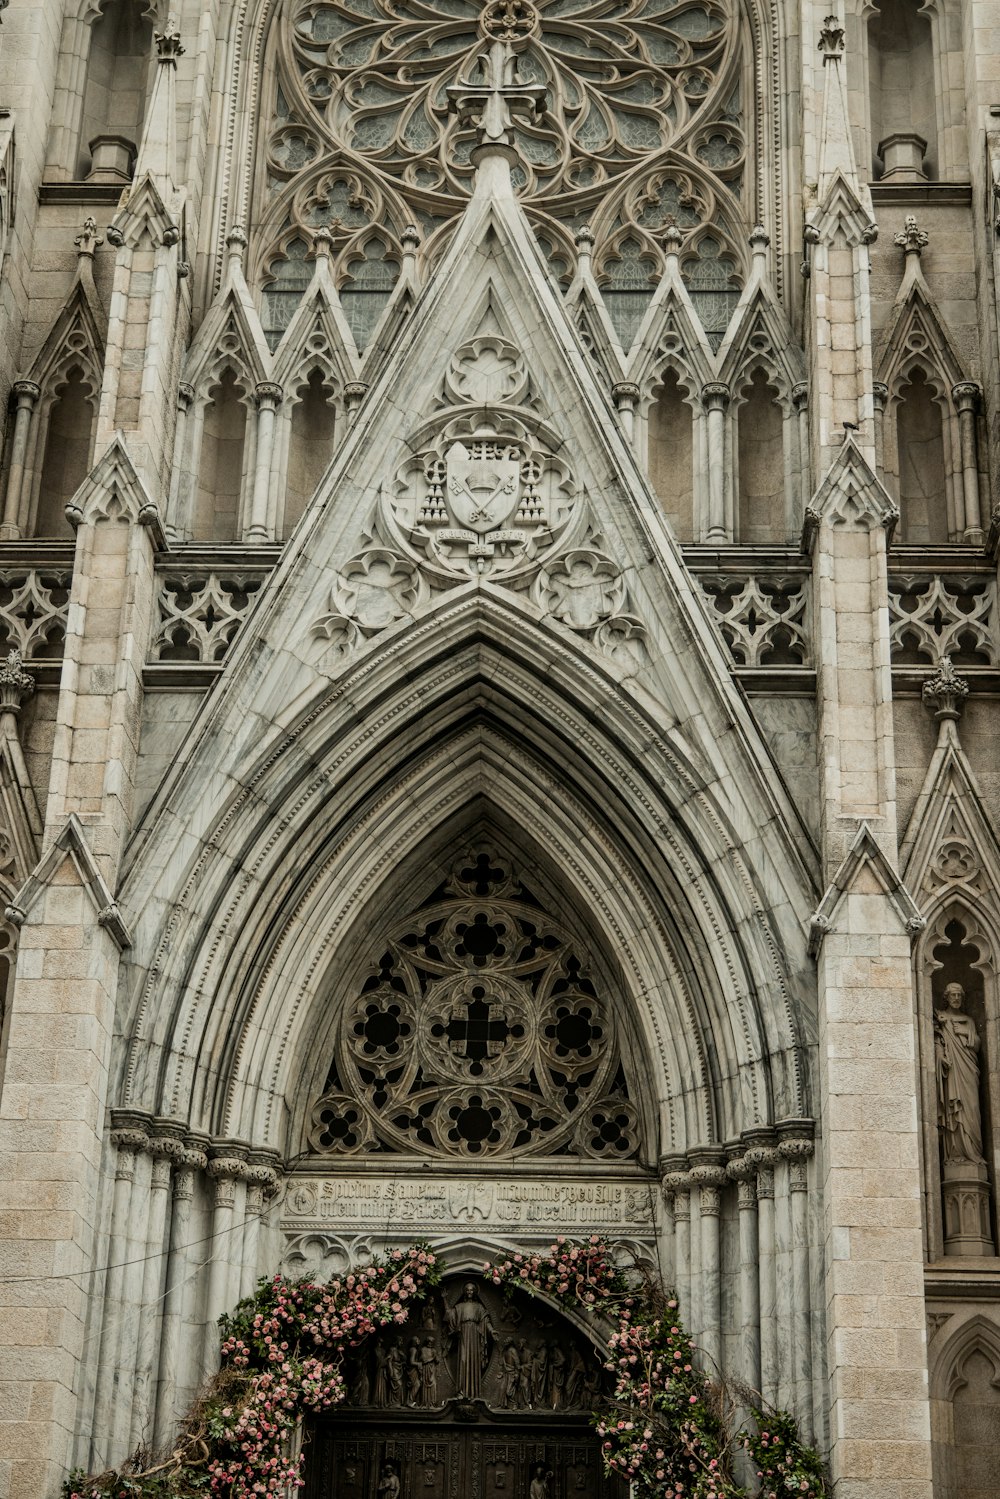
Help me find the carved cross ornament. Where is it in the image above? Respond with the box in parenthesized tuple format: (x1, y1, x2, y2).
(447, 35, 547, 151)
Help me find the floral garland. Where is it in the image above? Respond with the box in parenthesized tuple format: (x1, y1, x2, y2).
(64, 1246, 441, 1499)
(485, 1237, 827, 1499)
(65, 1237, 826, 1499)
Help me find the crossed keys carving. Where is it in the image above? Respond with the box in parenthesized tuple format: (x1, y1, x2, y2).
(449, 470, 517, 528)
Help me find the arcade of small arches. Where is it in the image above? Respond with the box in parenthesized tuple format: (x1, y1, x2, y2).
(3, 0, 985, 551)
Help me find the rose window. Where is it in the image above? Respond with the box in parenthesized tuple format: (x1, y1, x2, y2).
(308, 852, 641, 1160)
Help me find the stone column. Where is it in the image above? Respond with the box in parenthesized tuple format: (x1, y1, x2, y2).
(245, 383, 283, 542)
(202, 1150, 248, 1379)
(792, 381, 809, 526)
(951, 382, 983, 543)
(129, 1133, 181, 1453)
(727, 1151, 761, 1395)
(0, 380, 40, 539)
(690, 1155, 727, 1372)
(155, 1145, 207, 1441)
(612, 381, 640, 447)
(702, 383, 731, 541)
(345, 381, 368, 426)
(872, 382, 889, 480)
(745, 1136, 779, 1405)
(166, 383, 195, 542)
(240, 1162, 279, 1300)
(779, 1129, 816, 1441)
(663, 1171, 692, 1327)
(90, 1126, 147, 1469)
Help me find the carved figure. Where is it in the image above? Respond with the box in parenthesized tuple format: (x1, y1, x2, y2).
(517, 1339, 533, 1406)
(407, 1337, 422, 1403)
(566, 1346, 586, 1407)
(387, 1343, 405, 1404)
(529, 1464, 552, 1499)
(378, 1461, 401, 1499)
(531, 1343, 548, 1405)
(374, 1342, 390, 1407)
(549, 1343, 566, 1409)
(420, 1337, 439, 1405)
(356, 1355, 370, 1406)
(935, 983, 986, 1164)
(500, 1339, 521, 1407)
(445, 1282, 496, 1398)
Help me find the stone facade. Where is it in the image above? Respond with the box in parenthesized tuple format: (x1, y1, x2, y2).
(0, 2, 997, 1497)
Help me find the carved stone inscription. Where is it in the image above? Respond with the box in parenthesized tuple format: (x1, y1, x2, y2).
(282, 1176, 655, 1234)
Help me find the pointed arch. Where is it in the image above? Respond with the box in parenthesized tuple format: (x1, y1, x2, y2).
(118, 587, 813, 1164)
(930, 1312, 1000, 1499)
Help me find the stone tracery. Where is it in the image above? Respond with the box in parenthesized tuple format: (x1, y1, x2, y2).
(308, 851, 641, 1161)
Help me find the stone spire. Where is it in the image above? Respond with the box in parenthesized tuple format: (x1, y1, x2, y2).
(132, 14, 184, 190)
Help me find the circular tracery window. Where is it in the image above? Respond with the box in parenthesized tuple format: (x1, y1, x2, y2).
(308, 852, 641, 1160)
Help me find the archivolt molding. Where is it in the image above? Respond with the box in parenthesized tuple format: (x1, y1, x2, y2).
(118, 592, 813, 1154)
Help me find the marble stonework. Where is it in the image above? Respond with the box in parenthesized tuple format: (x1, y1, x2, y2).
(0, 3, 998, 1498)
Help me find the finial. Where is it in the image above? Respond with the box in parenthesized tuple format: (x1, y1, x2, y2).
(749, 223, 769, 258)
(312, 226, 333, 261)
(893, 214, 928, 257)
(0, 648, 34, 715)
(574, 223, 594, 272)
(154, 15, 184, 63)
(818, 14, 845, 63)
(922, 655, 969, 722)
(74, 215, 103, 260)
(226, 224, 247, 266)
(663, 219, 683, 258)
(401, 223, 420, 258)
(447, 33, 546, 161)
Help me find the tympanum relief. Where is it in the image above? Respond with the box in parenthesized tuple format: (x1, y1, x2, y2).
(344, 1281, 605, 1414)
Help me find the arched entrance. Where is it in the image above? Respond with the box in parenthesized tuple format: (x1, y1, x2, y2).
(303, 1277, 621, 1499)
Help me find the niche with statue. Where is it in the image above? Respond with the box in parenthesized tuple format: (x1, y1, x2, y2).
(930, 919, 997, 1257)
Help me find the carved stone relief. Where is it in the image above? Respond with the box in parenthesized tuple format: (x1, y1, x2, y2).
(310, 339, 648, 671)
(341, 1280, 607, 1415)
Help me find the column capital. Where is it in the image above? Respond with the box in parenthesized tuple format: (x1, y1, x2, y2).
(11, 379, 40, 406)
(951, 380, 981, 412)
(701, 381, 731, 411)
(255, 381, 283, 410)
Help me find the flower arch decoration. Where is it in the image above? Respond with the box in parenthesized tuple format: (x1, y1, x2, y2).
(65, 1239, 827, 1499)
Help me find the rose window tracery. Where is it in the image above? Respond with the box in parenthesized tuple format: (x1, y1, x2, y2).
(308, 852, 641, 1161)
(256, 0, 749, 346)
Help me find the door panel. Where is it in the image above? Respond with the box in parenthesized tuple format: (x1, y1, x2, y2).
(304, 1425, 614, 1499)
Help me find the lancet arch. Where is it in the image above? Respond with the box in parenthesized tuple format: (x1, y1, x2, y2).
(118, 588, 815, 1163)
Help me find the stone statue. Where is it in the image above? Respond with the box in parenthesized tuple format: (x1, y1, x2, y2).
(935, 983, 986, 1164)
(445, 1282, 495, 1398)
(377, 1461, 400, 1499)
(355, 1355, 370, 1407)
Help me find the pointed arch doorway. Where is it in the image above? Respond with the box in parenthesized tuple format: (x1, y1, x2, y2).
(303, 1277, 623, 1499)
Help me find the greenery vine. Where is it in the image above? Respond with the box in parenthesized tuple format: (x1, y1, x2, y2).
(65, 1238, 827, 1499)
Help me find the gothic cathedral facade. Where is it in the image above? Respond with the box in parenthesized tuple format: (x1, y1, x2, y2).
(0, 1, 999, 1496)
